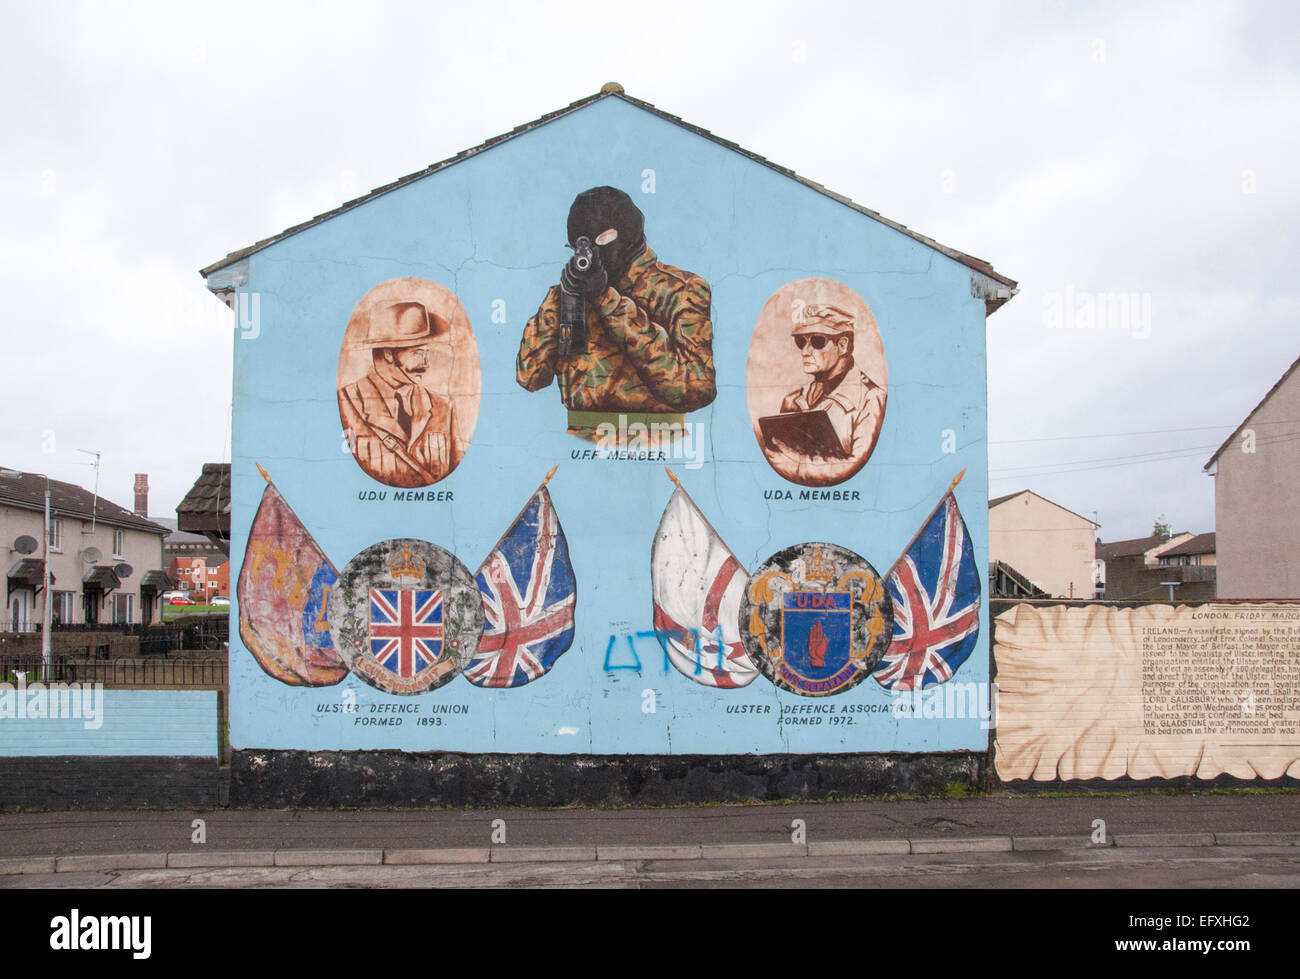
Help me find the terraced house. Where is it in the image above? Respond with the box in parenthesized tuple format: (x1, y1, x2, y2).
(1, 469, 171, 629)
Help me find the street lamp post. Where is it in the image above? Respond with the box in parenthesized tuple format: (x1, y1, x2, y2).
(42, 480, 52, 681)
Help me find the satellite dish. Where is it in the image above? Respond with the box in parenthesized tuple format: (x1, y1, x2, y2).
(13, 536, 38, 555)
(82, 546, 102, 564)
(114, 563, 133, 579)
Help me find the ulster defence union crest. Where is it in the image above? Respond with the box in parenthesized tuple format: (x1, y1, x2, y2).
(740, 543, 893, 696)
(329, 538, 484, 695)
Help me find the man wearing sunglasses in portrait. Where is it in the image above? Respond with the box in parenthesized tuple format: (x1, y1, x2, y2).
(769, 303, 885, 485)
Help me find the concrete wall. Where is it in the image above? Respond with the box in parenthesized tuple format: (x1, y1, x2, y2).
(0, 689, 217, 756)
(988, 493, 1095, 598)
(1216, 367, 1300, 598)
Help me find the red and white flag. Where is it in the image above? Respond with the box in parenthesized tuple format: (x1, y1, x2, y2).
(651, 484, 758, 689)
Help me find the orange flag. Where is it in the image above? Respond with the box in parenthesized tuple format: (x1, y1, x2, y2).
(237, 470, 348, 686)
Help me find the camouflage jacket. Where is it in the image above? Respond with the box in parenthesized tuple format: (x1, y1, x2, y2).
(516, 247, 716, 413)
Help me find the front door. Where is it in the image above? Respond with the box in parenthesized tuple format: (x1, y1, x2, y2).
(83, 587, 101, 626)
(9, 591, 31, 632)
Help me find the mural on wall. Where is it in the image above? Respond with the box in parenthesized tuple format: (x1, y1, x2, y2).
(237, 466, 346, 687)
(747, 279, 887, 486)
(338, 278, 481, 487)
(650, 470, 979, 697)
(218, 95, 1005, 756)
(329, 539, 482, 696)
(742, 543, 892, 697)
(464, 474, 577, 688)
(236, 467, 575, 693)
(874, 477, 981, 691)
(650, 471, 759, 689)
(515, 186, 716, 442)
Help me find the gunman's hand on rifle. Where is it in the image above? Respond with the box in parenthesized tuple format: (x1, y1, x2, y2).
(560, 236, 608, 299)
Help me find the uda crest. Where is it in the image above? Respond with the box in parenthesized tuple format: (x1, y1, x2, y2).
(739, 543, 892, 697)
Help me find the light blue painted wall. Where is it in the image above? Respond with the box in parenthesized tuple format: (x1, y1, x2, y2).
(0, 690, 217, 756)
(227, 97, 992, 755)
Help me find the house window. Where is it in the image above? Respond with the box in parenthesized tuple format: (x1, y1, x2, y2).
(48, 518, 62, 552)
(113, 530, 125, 558)
(112, 593, 134, 624)
(52, 591, 74, 625)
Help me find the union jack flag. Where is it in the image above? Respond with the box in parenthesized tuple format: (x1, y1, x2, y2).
(874, 492, 980, 691)
(369, 588, 444, 678)
(465, 486, 576, 688)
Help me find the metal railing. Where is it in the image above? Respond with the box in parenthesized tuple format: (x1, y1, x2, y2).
(0, 656, 227, 687)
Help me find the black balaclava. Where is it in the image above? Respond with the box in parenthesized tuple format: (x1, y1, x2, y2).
(566, 186, 647, 284)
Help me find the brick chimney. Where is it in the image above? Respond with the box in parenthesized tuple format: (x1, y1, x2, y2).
(133, 473, 149, 517)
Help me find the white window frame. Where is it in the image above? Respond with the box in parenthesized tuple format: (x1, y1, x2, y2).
(48, 517, 63, 552)
(113, 529, 125, 559)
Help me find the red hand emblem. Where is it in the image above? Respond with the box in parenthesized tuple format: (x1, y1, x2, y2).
(808, 620, 828, 668)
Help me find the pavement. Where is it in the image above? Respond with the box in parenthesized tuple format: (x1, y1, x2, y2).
(1, 792, 1297, 878)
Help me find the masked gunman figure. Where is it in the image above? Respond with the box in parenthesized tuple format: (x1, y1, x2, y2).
(516, 187, 716, 440)
(339, 300, 460, 487)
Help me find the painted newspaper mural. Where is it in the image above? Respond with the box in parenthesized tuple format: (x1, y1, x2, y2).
(214, 92, 1003, 754)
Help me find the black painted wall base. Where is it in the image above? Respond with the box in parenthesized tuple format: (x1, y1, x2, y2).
(229, 749, 985, 807)
(0, 757, 226, 810)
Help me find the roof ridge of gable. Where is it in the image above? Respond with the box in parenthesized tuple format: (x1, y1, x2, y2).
(200, 87, 1016, 303)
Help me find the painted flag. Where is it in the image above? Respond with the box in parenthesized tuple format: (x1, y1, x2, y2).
(873, 487, 981, 691)
(464, 484, 576, 688)
(651, 480, 759, 688)
(237, 471, 348, 686)
(369, 588, 444, 677)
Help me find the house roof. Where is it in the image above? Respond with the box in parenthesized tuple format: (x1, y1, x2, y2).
(1205, 354, 1300, 469)
(200, 85, 1017, 311)
(1160, 532, 1216, 557)
(1096, 533, 1191, 561)
(177, 463, 231, 538)
(987, 489, 1099, 528)
(0, 468, 168, 536)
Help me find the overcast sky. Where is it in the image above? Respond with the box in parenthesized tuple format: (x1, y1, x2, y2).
(1, 0, 1295, 542)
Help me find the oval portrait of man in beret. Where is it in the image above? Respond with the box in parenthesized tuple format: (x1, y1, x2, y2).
(337, 278, 481, 487)
(746, 278, 888, 487)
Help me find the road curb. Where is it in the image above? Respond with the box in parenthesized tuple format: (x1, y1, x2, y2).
(595, 844, 703, 861)
(273, 849, 383, 867)
(2, 830, 1294, 874)
(55, 852, 167, 873)
(1113, 833, 1216, 848)
(490, 845, 597, 863)
(1012, 835, 1114, 851)
(910, 836, 1013, 854)
(167, 850, 275, 869)
(384, 848, 490, 865)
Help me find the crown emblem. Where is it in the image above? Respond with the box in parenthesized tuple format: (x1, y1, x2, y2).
(389, 544, 425, 581)
(805, 547, 835, 583)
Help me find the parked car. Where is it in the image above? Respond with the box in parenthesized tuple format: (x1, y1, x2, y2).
(211, 596, 230, 607)
(168, 596, 196, 606)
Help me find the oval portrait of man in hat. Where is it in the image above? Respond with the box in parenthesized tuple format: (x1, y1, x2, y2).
(337, 278, 480, 487)
(746, 278, 887, 487)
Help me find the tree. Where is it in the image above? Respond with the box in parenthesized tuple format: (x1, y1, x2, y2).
(1152, 515, 1171, 539)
